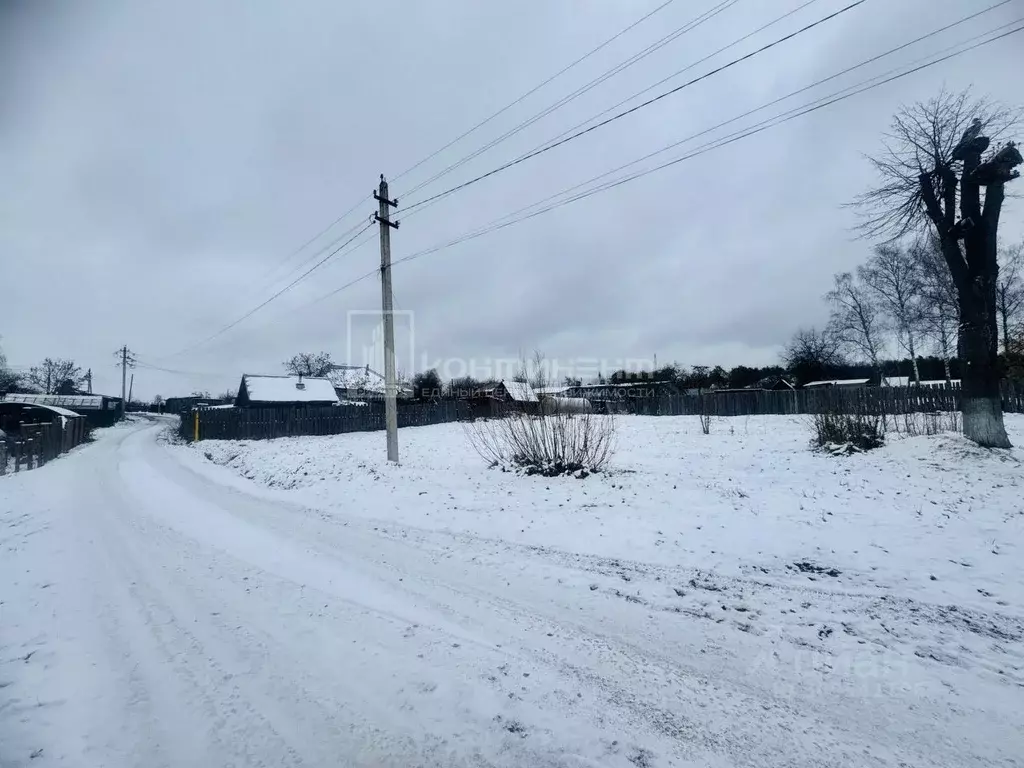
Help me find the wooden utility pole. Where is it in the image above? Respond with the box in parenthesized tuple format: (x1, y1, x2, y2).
(121, 346, 127, 419)
(128, 373, 134, 406)
(85, 368, 93, 394)
(374, 174, 400, 463)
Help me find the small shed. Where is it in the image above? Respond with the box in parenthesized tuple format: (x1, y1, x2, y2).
(0, 401, 84, 434)
(234, 375, 340, 408)
(0, 393, 122, 427)
(467, 379, 540, 417)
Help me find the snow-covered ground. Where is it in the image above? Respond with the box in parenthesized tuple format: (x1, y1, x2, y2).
(2, 414, 1023, 767)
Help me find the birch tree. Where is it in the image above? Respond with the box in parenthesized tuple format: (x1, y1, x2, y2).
(997, 242, 1024, 354)
(859, 244, 924, 383)
(911, 236, 959, 381)
(826, 272, 885, 379)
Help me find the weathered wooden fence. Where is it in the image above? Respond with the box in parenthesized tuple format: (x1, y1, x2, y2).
(181, 401, 472, 442)
(630, 382, 1022, 417)
(0, 418, 89, 476)
(177, 384, 1023, 443)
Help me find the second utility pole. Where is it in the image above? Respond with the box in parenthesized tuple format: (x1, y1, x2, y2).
(121, 345, 128, 420)
(375, 174, 400, 464)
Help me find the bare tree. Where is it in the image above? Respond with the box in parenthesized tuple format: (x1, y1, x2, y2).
(783, 327, 843, 384)
(0, 339, 18, 392)
(859, 244, 924, 383)
(997, 241, 1024, 354)
(26, 357, 85, 394)
(854, 88, 1022, 447)
(529, 349, 547, 391)
(826, 273, 885, 378)
(283, 351, 334, 378)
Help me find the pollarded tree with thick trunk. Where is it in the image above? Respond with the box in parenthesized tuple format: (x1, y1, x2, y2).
(855, 89, 1022, 448)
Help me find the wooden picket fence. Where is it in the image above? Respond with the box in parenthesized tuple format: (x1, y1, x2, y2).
(630, 382, 1023, 418)
(177, 383, 1023, 443)
(181, 401, 472, 442)
(0, 418, 90, 476)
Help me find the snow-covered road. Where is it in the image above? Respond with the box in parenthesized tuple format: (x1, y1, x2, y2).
(2, 417, 1022, 767)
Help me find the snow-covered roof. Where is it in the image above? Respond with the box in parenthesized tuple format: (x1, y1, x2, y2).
(240, 375, 339, 404)
(803, 379, 870, 388)
(1, 393, 108, 410)
(329, 365, 386, 393)
(329, 365, 414, 397)
(501, 380, 538, 403)
(0, 401, 81, 418)
(882, 376, 910, 388)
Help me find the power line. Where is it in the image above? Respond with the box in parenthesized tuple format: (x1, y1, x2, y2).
(253, 196, 369, 286)
(518, 0, 836, 159)
(398, 0, 870, 214)
(397, 0, 827, 225)
(179, 11, 1022, 350)
(399, 0, 742, 199)
(455, 6, 1022, 234)
(134, 360, 224, 378)
(237, 1, 679, 310)
(381, 21, 1024, 274)
(390, 0, 678, 185)
(247, 216, 370, 300)
(163, 220, 375, 357)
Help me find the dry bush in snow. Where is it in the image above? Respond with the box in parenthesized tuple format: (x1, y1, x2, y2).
(465, 410, 615, 476)
(811, 399, 885, 455)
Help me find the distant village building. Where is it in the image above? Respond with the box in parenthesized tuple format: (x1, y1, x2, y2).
(234, 375, 340, 408)
(328, 364, 413, 403)
(466, 379, 539, 417)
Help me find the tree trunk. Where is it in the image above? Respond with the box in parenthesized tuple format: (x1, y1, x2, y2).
(1000, 299, 1011, 355)
(959, 286, 1011, 448)
(906, 328, 921, 384)
(948, 148, 1012, 448)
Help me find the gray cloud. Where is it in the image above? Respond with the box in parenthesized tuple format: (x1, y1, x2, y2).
(2, 0, 1022, 398)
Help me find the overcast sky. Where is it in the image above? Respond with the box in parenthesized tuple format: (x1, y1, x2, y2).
(2, 0, 1023, 399)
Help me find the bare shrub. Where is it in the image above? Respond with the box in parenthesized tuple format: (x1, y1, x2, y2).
(811, 398, 885, 454)
(465, 410, 615, 476)
(698, 413, 711, 435)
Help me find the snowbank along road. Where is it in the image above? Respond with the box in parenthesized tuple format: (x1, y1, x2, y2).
(1, 415, 1022, 767)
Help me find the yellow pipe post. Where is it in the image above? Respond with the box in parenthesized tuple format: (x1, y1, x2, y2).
(194, 410, 199, 442)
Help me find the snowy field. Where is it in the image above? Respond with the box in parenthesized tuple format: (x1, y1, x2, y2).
(198, 414, 1024, 616)
(1, 414, 1023, 767)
